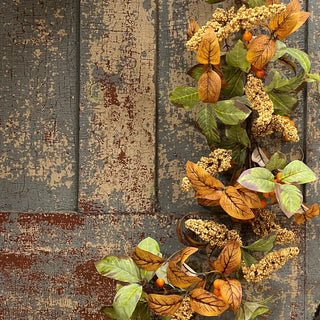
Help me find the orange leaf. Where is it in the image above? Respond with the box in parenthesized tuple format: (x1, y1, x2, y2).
(219, 186, 255, 220)
(290, 11, 310, 34)
(197, 28, 220, 65)
(266, 0, 279, 4)
(132, 246, 164, 271)
(294, 203, 319, 224)
(167, 261, 202, 289)
(236, 188, 261, 209)
(148, 294, 183, 316)
(198, 68, 221, 103)
(186, 161, 225, 196)
(213, 241, 241, 275)
(172, 247, 199, 265)
(219, 278, 242, 313)
(189, 288, 229, 316)
(187, 18, 199, 40)
(197, 196, 221, 207)
(247, 35, 276, 69)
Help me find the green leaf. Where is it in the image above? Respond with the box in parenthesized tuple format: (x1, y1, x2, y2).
(275, 184, 303, 218)
(232, 146, 248, 165)
(96, 256, 141, 283)
(221, 65, 244, 98)
(243, 234, 276, 253)
(236, 306, 245, 320)
(214, 100, 251, 125)
(113, 284, 143, 320)
(102, 307, 117, 319)
(266, 152, 286, 171)
(307, 73, 320, 82)
(243, 301, 270, 320)
(248, 0, 265, 7)
(265, 70, 304, 93)
(197, 104, 220, 147)
(281, 160, 317, 184)
(155, 262, 169, 284)
(226, 125, 250, 147)
(169, 87, 200, 110)
(237, 168, 275, 192)
(271, 40, 287, 61)
(286, 48, 311, 73)
(268, 92, 297, 115)
(131, 302, 151, 320)
(241, 248, 258, 267)
(226, 40, 251, 72)
(138, 237, 162, 281)
(231, 95, 251, 106)
(187, 64, 203, 82)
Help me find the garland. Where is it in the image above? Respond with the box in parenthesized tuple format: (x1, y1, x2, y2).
(95, 0, 320, 319)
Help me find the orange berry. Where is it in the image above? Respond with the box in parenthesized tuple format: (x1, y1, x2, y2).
(213, 288, 221, 297)
(156, 278, 165, 288)
(256, 70, 265, 78)
(243, 32, 253, 41)
(213, 279, 223, 289)
(290, 120, 295, 126)
(270, 190, 275, 196)
(283, 116, 290, 120)
(262, 192, 270, 198)
(284, 135, 290, 141)
(260, 199, 267, 208)
(276, 172, 282, 181)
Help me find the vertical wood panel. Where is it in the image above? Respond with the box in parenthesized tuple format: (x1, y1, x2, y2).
(305, 1, 320, 318)
(0, 0, 78, 212)
(79, 0, 157, 213)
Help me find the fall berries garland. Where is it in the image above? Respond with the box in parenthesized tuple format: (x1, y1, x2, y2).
(95, 0, 320, 319)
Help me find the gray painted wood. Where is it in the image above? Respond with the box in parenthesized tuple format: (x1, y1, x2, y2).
(0, 0, 78, 212)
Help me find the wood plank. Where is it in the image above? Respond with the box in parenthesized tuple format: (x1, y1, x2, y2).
(0, 212, 178, 319)
(0, 0, 78, 212)
(305, 2, 320, 319)
(79, 0, 157, 213)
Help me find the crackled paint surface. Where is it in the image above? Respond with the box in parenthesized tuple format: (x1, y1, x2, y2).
(79, 0, 157, 213)
(0, 0, 78, 212)
(0, 0, 319, 319)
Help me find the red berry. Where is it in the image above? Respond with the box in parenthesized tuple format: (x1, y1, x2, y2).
(156, 278, 165, 288)
(256, 70, 265, 78)
(243, 32, 253, 41)
(260, 199, 267, 208)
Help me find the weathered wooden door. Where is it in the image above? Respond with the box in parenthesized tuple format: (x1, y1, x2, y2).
(0, 0, 319, 319)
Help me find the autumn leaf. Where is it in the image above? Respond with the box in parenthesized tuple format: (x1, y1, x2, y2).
(247, 35, 276, 69)
(198, 68, 221, 103)
(269, 0, 309, 40)
(266, 0, 279, 4)
(219, 278, 242, 313)
(171, 247, 199, 265)
(213, 241, 241, 275)
(197, 28, 220, 65)
(167, 261, 202, 288)
(186, 161, 225, 196)
(197, 196, 221, 207)
(189, 288, 229, 316)
(148, 294, 183, 316)
(219, 186, 255, 220)
(294, 203, 319, 224)
(132, 246, 164, 271)
(236, 187, 261, 209)
(188, 18, 199, 40)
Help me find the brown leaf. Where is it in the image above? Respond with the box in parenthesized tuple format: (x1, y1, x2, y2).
(197, 28, 220, 65)
(219, 279, 242, 313)
(132, 246, 164, 271)
(294, 203, 319, 224)
(219, 186, 255, 220)
(195, 280, 207, 289)
(247, 35, 276, 69)
(236, 188, 261, 209)
(171, 247, 199, 265)
(187, 18, 199, 40)
(189, 288, 229, 316)
(198, 68, 221, 103)
(186, 161, 225, 196)
(197, 196, 220, 207)
(148, 294, 183, 316)
(269, 0, 309, 39)
(213, 241, 241, 275)
(167, 261, 202, 288)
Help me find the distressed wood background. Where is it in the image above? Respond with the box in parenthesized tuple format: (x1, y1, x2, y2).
(0, 0, 319, 319)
